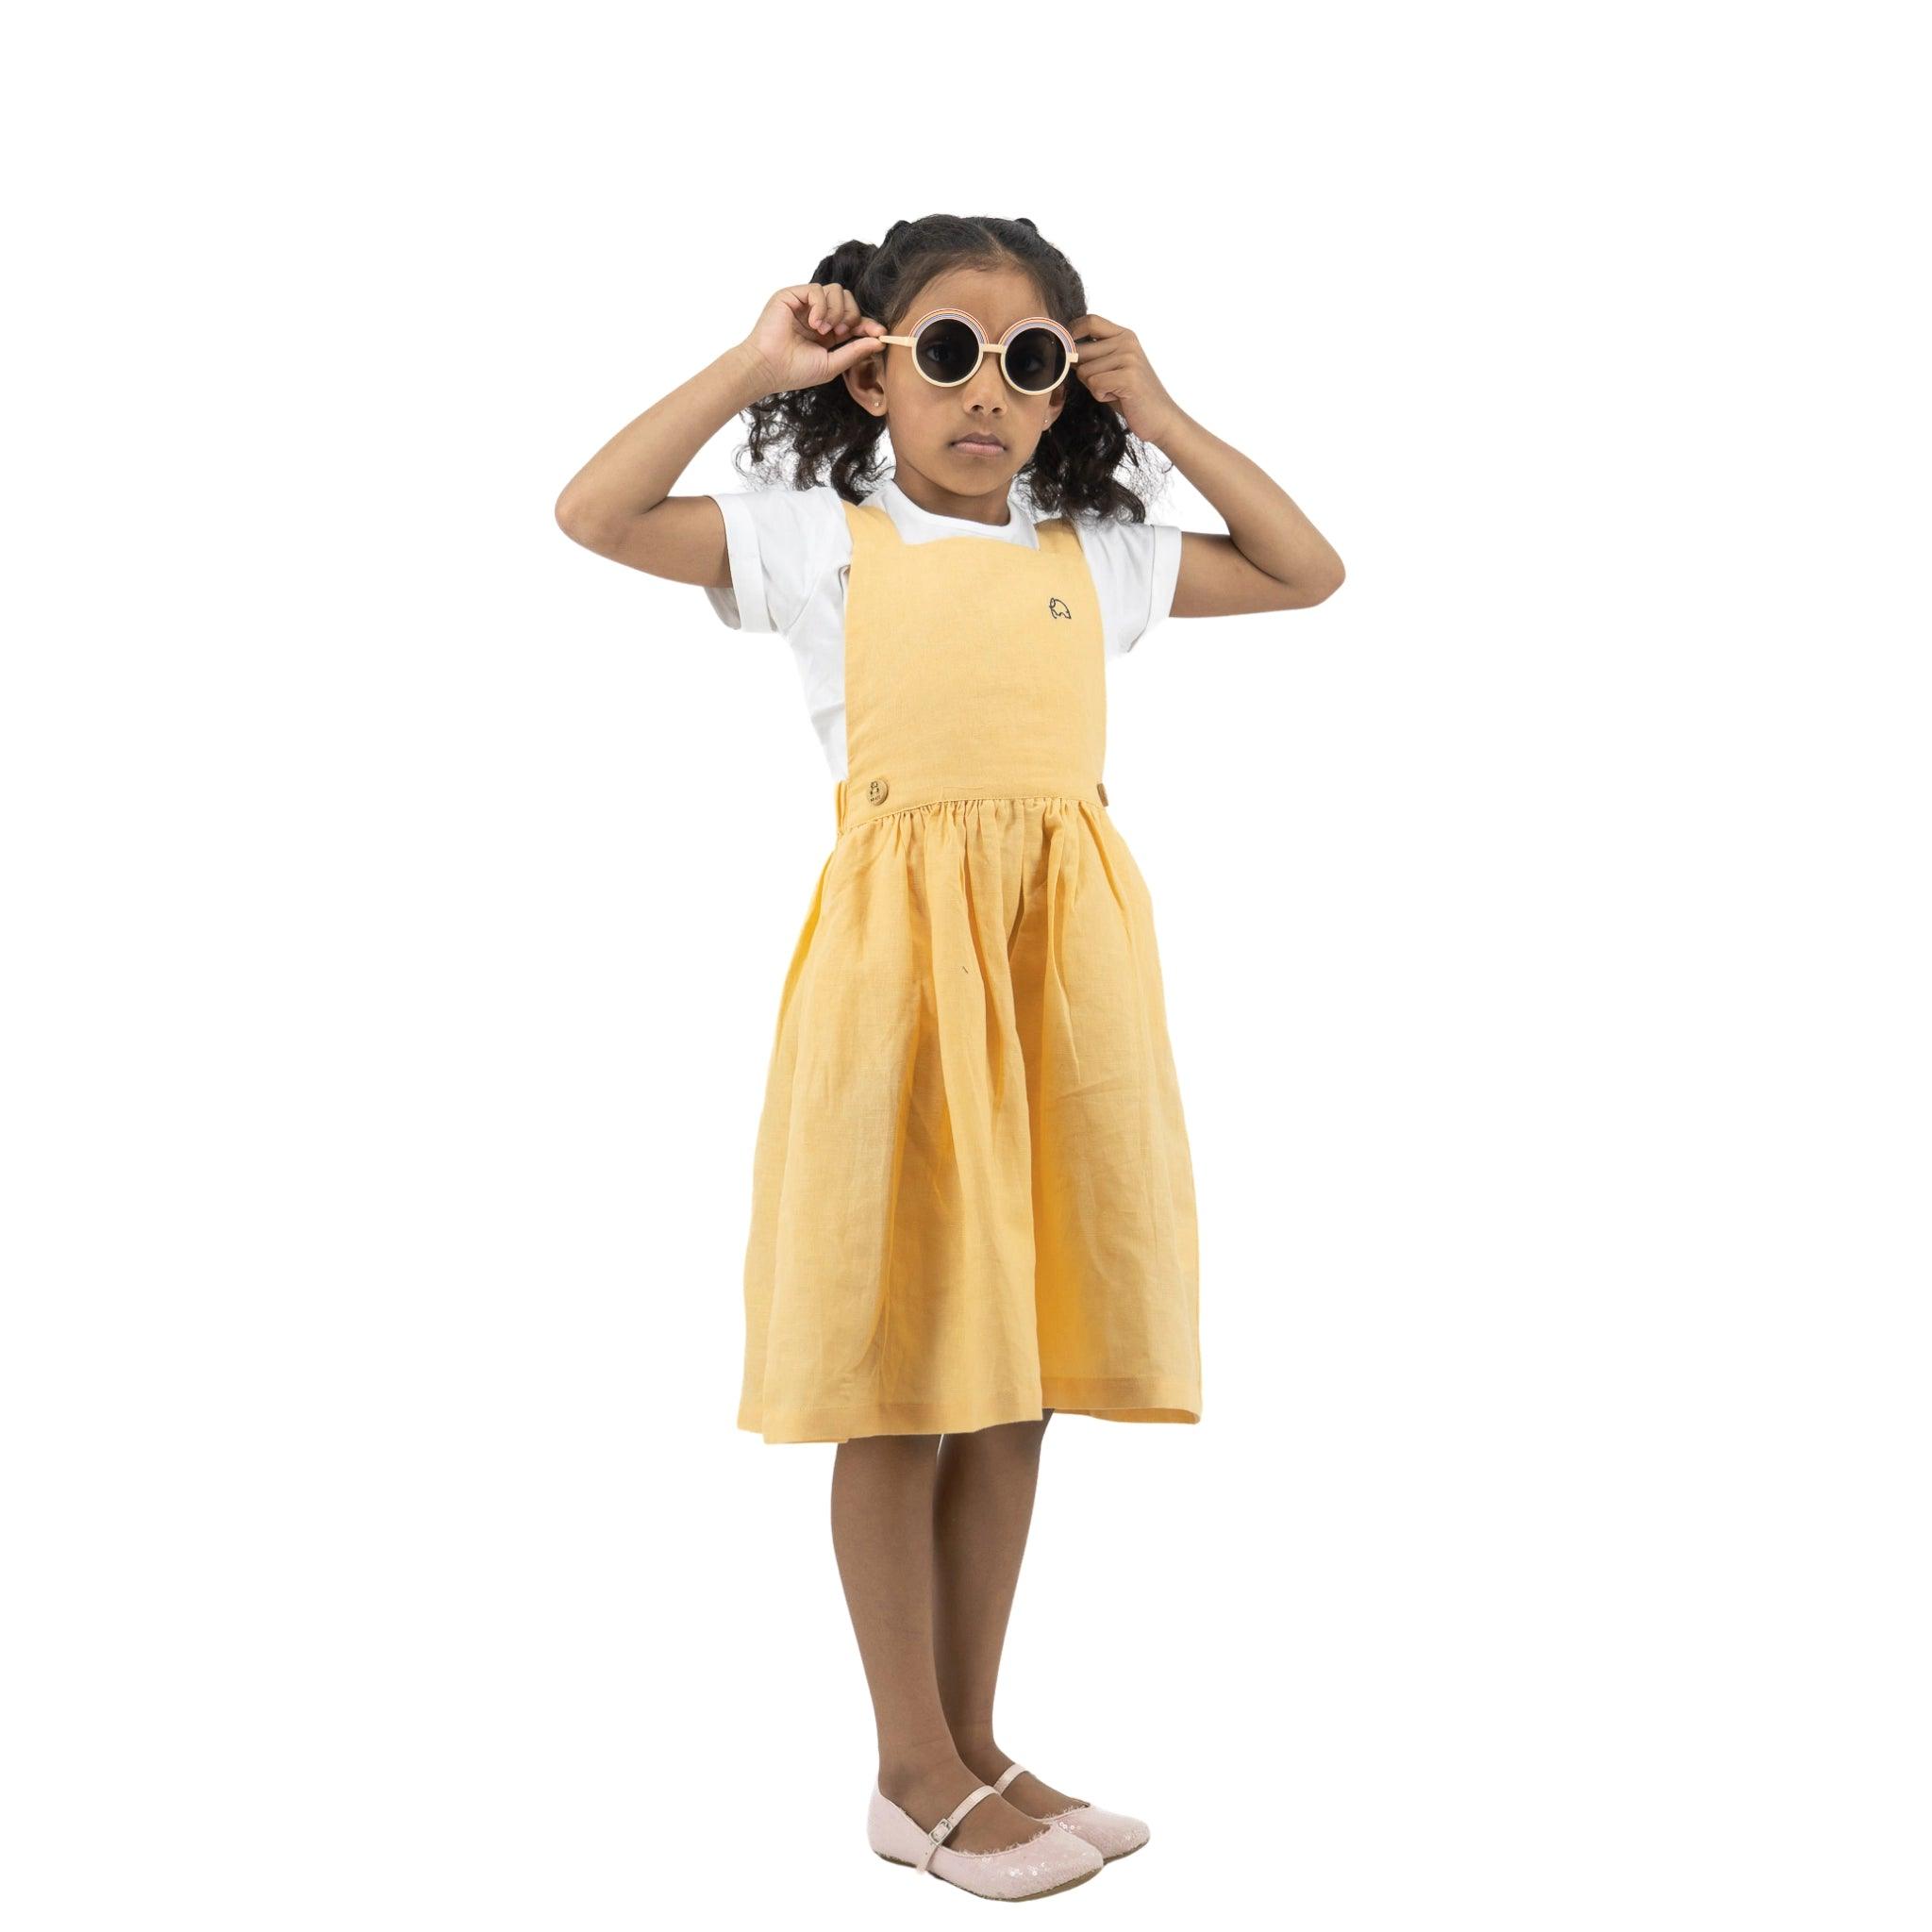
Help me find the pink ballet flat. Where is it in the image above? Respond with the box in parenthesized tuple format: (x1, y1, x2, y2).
(868, 1778, 1105, 1900)
(993, 1760, 1152, 1862)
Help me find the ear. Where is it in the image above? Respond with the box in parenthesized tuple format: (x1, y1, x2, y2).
(843, 357, 889, 419)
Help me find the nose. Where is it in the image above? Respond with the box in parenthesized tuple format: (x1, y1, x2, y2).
(960, 346, 1009, 413)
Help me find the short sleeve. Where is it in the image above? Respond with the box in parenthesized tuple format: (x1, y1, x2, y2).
(704, 485, 845, 636)
(1071, 517, 1184, 658)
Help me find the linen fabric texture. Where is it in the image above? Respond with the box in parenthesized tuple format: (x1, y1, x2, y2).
(737, 494, 1201, 1443)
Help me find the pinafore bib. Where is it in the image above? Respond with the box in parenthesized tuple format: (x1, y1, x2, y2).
(738, 495, 1201, 1444)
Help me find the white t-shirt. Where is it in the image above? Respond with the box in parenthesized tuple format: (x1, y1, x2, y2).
(704, 475, 1184, 780)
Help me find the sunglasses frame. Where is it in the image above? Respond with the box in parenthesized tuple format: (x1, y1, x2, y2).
(874, 308, 1080, 395)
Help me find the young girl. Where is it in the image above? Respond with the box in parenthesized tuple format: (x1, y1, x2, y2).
(557, 213, 1344, 1901)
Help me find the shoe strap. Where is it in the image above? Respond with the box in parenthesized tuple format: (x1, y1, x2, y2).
(913, 1782, 998, 1872)
(992, 1762, 1027, 1795)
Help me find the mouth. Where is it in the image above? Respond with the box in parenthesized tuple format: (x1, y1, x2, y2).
(951, 435, 1007, 457)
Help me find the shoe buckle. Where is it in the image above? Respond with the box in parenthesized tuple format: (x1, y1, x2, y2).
(929, 1817, 952, 1841)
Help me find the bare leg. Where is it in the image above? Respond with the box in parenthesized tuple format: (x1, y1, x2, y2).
(930, 1411, 1088, 1816)
(830, 1431, 1057, 1853)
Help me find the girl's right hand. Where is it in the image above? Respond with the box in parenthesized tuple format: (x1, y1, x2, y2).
(741, 283, 888, 396)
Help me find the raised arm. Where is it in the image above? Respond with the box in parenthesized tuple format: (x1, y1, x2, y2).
(1070, 311, 1346, 616)
(553, 285, 886, 588)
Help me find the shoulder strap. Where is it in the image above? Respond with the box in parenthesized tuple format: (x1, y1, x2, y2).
(913, 1782, 998, 1871)
(841, 495, 899, 544)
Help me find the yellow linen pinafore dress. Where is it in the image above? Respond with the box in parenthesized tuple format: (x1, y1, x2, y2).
(739, 495, 1200, 1444)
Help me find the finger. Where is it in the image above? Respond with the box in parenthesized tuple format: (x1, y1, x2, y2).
(828, 333, 885, 373)
(824, 284, 858, 327)
(786, 284, 825, 333)
(815, 282, 841, 333)
(1074, 358, 1127, 398)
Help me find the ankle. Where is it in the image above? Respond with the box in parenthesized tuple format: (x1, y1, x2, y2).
(941, 1710, 998, 1756)
(877, 1740, 969, 1807)
(953, 1735, 1011, 1777)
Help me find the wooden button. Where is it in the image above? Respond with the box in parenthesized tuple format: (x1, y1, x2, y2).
(867, 776, 890, 805)
(1096, 780, 1109, 806)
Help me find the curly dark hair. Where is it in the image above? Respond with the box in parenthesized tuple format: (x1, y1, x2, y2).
(731, 213, 1170, 525)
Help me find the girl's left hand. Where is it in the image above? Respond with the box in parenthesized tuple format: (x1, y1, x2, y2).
(1067, 314, 1184, 446)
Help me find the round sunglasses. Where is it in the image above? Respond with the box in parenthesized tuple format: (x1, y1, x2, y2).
(874, 309, 1079, 396)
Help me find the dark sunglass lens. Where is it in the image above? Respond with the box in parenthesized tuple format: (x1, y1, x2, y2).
(1004, 327, 1068, 391)
(915, 319, 980, 384)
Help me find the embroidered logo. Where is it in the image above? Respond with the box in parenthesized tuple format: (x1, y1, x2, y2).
(1047, 597, 1072, 621)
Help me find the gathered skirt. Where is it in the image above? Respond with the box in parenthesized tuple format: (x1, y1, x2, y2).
(739, 793, 1200, 1444)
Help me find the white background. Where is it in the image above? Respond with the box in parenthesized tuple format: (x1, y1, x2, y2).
(5, 4, 1926, 1926)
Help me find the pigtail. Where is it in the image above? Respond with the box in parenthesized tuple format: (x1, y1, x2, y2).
(808, 236, 882, 291)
